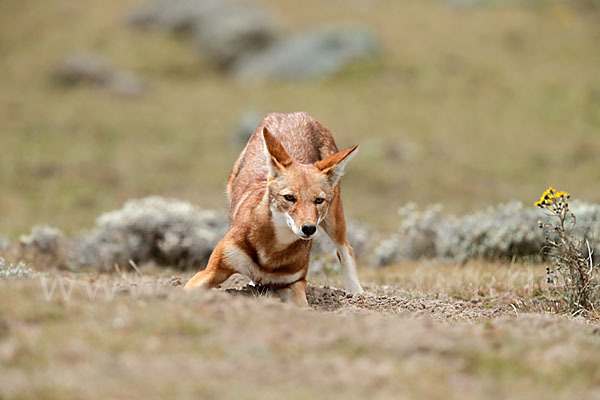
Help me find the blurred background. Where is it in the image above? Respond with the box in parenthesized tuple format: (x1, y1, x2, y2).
(1, 0, 599, 237)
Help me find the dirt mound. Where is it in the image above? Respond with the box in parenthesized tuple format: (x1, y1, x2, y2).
(208, 274, 503, 321)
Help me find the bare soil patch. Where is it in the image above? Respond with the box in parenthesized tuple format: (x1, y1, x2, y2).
(209, 273, 504, 321)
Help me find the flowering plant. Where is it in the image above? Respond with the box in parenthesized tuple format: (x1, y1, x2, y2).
(536, 187, 599, 316)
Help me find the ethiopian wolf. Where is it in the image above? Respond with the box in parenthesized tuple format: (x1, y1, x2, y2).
(184, 112, 363, 306)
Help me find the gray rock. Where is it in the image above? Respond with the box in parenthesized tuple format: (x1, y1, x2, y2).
(127, 0, 220, 32)
(127, 0, 277, 68)
(52, 52, 145, 96)
(232, 26, 378, 80)
(53, 52, 112, 85)
(191, 3, 276, 68)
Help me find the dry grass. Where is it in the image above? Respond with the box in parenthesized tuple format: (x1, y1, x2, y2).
(2, 2, 600, 396)
(1, 262, 600, 400)
(312, 261, 550, 313)
(1, 0, 600, 235)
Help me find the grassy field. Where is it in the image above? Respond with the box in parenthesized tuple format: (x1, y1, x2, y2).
(1, 0, 600, 235)
(2, 263, 600, 400)
(2, 1, 600, 398)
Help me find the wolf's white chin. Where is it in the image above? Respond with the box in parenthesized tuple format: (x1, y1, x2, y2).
(297, 234, 315, 241)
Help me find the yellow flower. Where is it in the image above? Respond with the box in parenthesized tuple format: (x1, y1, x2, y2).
(535, 187, 569, 211)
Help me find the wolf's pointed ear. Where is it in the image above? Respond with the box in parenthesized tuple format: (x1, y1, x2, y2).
(315, 145, 359, 186)
(263, 127, 293, 178)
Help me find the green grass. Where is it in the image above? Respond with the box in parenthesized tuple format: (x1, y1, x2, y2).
(1, 0, 600, 237)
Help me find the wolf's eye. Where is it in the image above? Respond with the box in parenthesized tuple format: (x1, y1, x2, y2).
(283, 194, 296, 203)
(315, 197, 325, 205)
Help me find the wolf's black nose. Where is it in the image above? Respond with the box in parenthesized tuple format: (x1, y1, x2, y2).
(301, 224, 317, 236)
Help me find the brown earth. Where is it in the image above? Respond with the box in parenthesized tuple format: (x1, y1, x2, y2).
(1, 265, 599, 400)
(214, 273, 504, 321)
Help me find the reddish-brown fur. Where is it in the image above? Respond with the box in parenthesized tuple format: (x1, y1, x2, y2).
(184, 112, 363, 305)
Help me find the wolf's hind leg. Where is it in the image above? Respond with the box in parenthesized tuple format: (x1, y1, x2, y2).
(183, 268, 232, 291)
(321, 188, 364, 295)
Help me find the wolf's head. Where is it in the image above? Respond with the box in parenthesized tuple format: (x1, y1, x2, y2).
(262, 127, 358, 240)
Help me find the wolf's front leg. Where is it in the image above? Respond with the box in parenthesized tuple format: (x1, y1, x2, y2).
(335, 242, 363, 295)
(275, 279, 309, 308)
(184, 238, 234, 291)
(321, 194, 364, 295)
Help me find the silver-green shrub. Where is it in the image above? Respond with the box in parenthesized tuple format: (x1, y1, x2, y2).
(374, 201, 600, 266)
(0, 258, 33, 279)
(68, 196, 229, 270)
(20, 225, 65, 256)
(437, 202, 543, 264)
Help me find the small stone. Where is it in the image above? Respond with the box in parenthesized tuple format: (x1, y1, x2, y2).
(52, 52, 145, 96)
